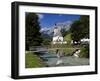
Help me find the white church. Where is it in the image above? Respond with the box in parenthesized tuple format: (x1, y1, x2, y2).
(52, 27, 67, 44)
(52, 26, 89, 45)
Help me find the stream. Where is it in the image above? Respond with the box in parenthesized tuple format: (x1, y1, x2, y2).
(37, 52, 89, 67)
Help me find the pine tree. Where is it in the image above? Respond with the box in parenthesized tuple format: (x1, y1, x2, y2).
(25, 13, 42, 50)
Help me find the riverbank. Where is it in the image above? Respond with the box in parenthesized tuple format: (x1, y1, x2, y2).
(25, 51, 89, 68)
(25, 52, 47, 68)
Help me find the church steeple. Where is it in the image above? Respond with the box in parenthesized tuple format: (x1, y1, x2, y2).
(52, 25, 63, 44)
(53, 27, 62, 37)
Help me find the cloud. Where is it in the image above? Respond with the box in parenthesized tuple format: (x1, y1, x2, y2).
(37, 14, 44, 19)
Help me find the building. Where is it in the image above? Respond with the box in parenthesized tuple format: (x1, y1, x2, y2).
(52, 27, 67, 44)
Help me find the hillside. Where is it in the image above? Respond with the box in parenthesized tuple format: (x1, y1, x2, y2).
(64, 33, 72, 44)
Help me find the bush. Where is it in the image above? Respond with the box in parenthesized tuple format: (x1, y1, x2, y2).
(79, 44, 89, 58)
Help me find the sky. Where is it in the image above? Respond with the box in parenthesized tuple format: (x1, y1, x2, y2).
(37, 13, 80, 29)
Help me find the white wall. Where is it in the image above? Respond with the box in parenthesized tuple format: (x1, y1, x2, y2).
(0, 0, 99, 81)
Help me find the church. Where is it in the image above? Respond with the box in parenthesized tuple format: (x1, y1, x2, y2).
(52, 27, 67, 44)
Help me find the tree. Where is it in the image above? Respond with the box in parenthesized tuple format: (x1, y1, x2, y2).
(62, 30, 70, 37)
(80, 15, 89, 38)
(25, 13, 43, 50)
(70, 15, 89, 42)
(42, 39, 51, 45)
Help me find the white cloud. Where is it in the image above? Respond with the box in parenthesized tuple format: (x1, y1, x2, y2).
(37, 14, 44, 19)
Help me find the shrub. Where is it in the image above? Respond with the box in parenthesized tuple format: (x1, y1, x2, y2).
(79, 44, 89, 58)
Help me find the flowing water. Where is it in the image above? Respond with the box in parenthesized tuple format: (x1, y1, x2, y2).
(37, 52, 89, 67)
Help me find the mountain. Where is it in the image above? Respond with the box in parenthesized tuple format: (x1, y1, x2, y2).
(40, 21, 73, 38)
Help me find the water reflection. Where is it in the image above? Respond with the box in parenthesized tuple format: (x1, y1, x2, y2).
(35, 50, 89, 67)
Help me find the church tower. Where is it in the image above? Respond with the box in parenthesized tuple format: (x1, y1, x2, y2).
(52, 27, 63, 44)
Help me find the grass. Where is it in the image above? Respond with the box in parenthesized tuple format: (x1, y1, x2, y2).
(25, 52, 46, 68)
(62, 48, 77, 55)
(64, 33, 71, 44)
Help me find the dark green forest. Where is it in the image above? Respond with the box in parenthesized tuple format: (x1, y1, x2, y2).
(25, 13, 43, 50)
(70, 15, 89, 42)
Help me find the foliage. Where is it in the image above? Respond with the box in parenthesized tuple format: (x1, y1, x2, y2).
(41, 33, 52, 45)
(42, 38, 51, 45)
(80, 44, 89, 58)
(25, 13, 43, 50)
(62, 30, 70, 37)
(70, 15, 89, 42)
(62, 48, 77, 56)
